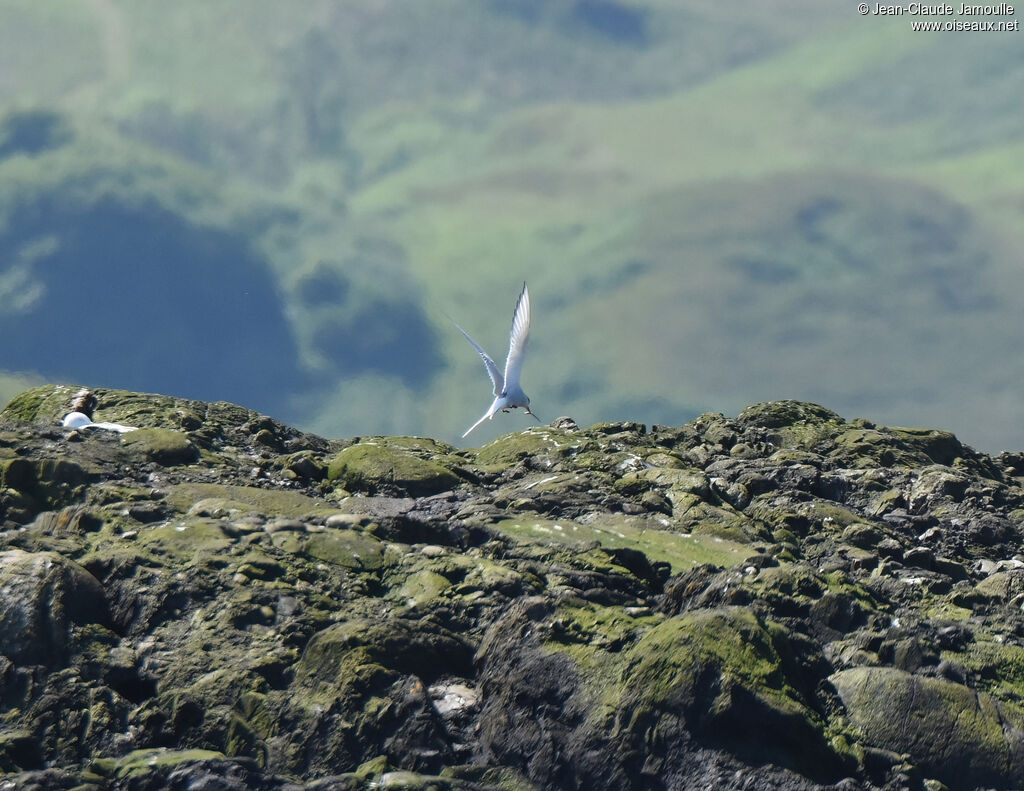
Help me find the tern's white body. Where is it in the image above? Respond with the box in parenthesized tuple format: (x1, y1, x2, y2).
(62, 411, 137, 433)
(457, 282, 540, 438)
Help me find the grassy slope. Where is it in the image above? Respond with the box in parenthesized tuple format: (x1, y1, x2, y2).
(346, 19, 1024, 448)
(1, 2, 1022, 450)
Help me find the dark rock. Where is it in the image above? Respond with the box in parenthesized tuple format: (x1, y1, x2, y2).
(902, 546, 934, 570)
(809, 591, 863, 634)
(127, 501, 167, 523)
(841, 523, 883, 549)
(0, 548, 107, 665)
(1, 456, 35, 490)
(967, 514, 1015, 546)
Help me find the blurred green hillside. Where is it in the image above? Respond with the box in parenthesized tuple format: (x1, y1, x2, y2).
(1, 0, 1022, 450)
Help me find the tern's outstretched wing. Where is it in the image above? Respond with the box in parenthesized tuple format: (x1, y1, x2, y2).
(455, 323, 504, 396)
(502, 282, 530, 391)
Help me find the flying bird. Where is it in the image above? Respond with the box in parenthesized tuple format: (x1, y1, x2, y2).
(456, 281, 541, 438)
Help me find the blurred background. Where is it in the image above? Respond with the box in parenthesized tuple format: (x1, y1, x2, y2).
(1, 0, 1022, 451)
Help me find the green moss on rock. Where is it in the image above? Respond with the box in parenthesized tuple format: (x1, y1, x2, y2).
(121, 428, 199, 465)
(295, 617, 471, 711)
(0, 384, 206, 430)
(327, 442, 461, 496)
(738, 401, 845, 450)
(375, 435, 458, 455)
(831, 666, 1024, 788)
(0, 730, 39, 773)
(1, 456, 34, 491)
(616, 466, 710, 497)
(134, 520, 235, 560)
(619, 608, 803, 709)
(547, 602, 663, 660)
(831, 425, 967, 469)
(490, 514, 753, 574)
(551, 605, 854, 781)
(271, 527, 389, 572)
(0, 384, 76, 423)
(108, 748, 227, 780)
(395, 569, 454, 607)
(164, 482, 336, 519)
(666, 492, 752, 539)
(471, 428, 570, 467)
(7, 384, 1024, 789)
(941, 638, 1024, 704)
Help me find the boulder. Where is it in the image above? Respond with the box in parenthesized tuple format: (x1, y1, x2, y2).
(831, 666, 1024, 789)
(0, 549, 106, 664)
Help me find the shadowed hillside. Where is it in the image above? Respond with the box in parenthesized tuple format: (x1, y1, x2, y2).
(0, 194, 303, 414)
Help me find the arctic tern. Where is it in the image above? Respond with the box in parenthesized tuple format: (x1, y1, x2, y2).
(456, 282, 540, 438)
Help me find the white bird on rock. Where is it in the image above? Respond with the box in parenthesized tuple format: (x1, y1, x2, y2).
(456, 281, 541, 438)
(61, 388, 137, 433)
(62, 412, 137, 433)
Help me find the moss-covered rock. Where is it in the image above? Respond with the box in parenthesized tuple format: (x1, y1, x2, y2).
(120, 427, 199, 465)
(271, 526, 390, 572)
(133, 519, 235, 560)
(831, 666, 1024, 788)
(1, 383, 205, 430)
(0, 456, 34, 491)
(163, 481, 335, 521)
(612, 607, 853, 781)
(5, 386, 1024, 790)
(738, 400, 844, 433)
(471, 427, 577, 468)
(0, 384, 79, 423)
(328, 442, 462, 496)
(489, 514, 753, 574)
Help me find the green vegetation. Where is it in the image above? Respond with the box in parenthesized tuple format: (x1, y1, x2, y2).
(327, 440, 463, 496)
(1, 3, 1022, 451)
(491, 515, 754, 573)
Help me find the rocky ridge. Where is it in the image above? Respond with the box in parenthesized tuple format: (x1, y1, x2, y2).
(2, 386, 1024, 790)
